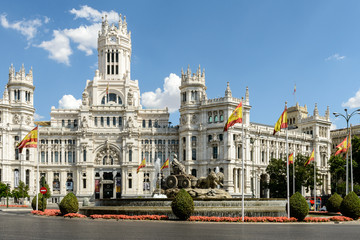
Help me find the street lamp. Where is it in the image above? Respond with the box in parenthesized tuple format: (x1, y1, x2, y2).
(333, 108, 360, 194)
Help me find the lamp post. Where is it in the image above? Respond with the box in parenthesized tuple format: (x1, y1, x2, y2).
(333, 108, 360, 194)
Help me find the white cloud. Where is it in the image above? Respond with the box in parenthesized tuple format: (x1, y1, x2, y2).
(69, 5, 119, 23)
(0, 14, 45, 40)
(34, 113, 44, 120)
(63, 23, 100, 56)
(342, 89, 360, 108)
(141, 73, 181, 113)
(58, 95, 82, 109)
(37, 30, 72, 65)
(325, 53, 346, 61)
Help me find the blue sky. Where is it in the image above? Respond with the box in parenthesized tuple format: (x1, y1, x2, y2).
(0, 0, 360, 129)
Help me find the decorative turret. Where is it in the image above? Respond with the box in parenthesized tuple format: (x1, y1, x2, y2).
(6, 64, 35, 105)
(97, 14, 132, 81)
(225, 82, 232, 97)
(179, 65, 207, 107)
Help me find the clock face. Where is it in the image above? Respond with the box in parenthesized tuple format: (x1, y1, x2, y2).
(109, 36, 117, 43)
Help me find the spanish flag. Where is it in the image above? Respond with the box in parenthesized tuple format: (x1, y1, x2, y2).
(16, 126, 38, 153)
(161, 158, 169, 170)
(137, 158, 146, 173)
(224, 102, 243, 131)
(288, 153, 294, 165)
(335, 136, 350, 156)
(106, 83, 109, 95)
(304, 149, 314, 166)
(273, 107, 288, 135)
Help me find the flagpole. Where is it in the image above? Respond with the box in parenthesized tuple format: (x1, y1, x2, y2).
(293, 152, 295, 195)
(350, 125, 353, 192)
(241, 122, 245, 222)
(286, 119, 290, 218)
(314, 147, 316, 211)
(36, 125, 40, 211)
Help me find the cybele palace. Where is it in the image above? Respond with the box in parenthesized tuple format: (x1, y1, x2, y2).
(0, 15, 332, 202)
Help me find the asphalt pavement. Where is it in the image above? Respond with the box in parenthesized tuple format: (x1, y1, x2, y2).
(0, 211, 360, 240)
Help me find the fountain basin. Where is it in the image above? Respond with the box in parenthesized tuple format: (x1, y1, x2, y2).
(80, 198, 286, 218)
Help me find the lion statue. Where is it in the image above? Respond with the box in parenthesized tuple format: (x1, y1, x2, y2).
(196, 171, 224, 189)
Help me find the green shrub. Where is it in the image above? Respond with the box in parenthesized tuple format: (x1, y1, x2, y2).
(171, 189, 194, 220)
(59, 192, 79, 215)
(289, 192, 309, 221)
(31, 194, 47, 211)
(340, 191, 360, 219)
(326, 193, 343, 212)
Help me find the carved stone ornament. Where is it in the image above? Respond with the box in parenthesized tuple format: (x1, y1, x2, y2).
(82, 91, 89, 106)
(127, 89, 133, 106)
(191, 114, 198, 124)
(25, 116, 31, 125)
(95, 145, 120, 165)
(81, 116, 88, 128)
(13, 114, 20, 124)
(181, 115, 187, 124)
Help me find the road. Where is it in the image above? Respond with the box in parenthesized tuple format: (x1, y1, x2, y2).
(0, 210, 359, 240)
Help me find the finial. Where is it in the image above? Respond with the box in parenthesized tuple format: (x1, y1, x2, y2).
(314, 103, 319, 116)
(225, 82, 232, 97)
(202, 68, 205, 78)
(245, 86, 249, 104)
(181, 68, 184, 75)
(285, 101, 287, 108)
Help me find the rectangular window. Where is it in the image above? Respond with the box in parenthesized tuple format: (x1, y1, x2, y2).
(68, 151, 72, 163)
(15, 149, 19, 160)
(262, 151, 265, 162)
(129, 150, 132, 162)
(148, 120, 152, 128)
(128, 178, 132, 189)
(83, 179, 87, 189)
(116, 65, 118, 74)
(83, 150, 86, 162)
(183, 149, 186, 161)
(73, 151, 76, 163)
(118, 117, 122, 126)
(107, 65, 110, 74)
(94, 117, 98, 126)
(113, 117, 116, 126)
(111, 65, 114, 74)
(192, 149, 196, 160)
(26, 170, 30, 186)
(41, 151, 45, 163)
(107, 117, 110, 126)
(251, 150, 254, 161)
(101, 117, 104, 126)
(213, 146, 218, 159)
(142, 120, 146, 128)
(116, 52, 119, 62)
(107, 52, 110, 62)
(62, 120, 65, 127)
(111, 52, 114, 62)
(55, 151, 59, 163)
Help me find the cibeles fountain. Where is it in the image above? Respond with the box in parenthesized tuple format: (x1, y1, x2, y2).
(160, 154, 232, 199)
(80, 155, 287, 218)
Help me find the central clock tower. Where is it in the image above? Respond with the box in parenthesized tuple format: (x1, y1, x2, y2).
(97, 14, 132, 82)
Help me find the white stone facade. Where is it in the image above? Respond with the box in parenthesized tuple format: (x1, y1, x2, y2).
(0, 15, 332, 202)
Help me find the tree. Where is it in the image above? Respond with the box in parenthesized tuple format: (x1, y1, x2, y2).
(266, 154, 322, 198)
(11, 181, 29, 203)
(0, 182, 8, 199)
(329, 136, 360, 196)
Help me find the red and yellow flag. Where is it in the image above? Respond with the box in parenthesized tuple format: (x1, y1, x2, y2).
(335, 136, 350, 156)
(161, 158, 169, 170)
(224, 102, 243, 131)
(106, 83, 109, 95)
(288, 153, 294, 165)
(137, 158, 146, 173)
(273, 107, 288, 135)
(16, 126, 38, 153)
(304, 149, 314, 166)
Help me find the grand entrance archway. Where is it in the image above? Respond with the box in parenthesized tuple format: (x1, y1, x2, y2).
(94, 143, 122, 199)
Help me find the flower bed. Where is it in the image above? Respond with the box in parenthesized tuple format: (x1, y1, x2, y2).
(31, 209, 61, 216)
(188, 216, 297, 223)
(90, 214, 169, 221)
(0, 205, 28, 208)
(64, 213, 87, 218)
(329, 216, 353, 221)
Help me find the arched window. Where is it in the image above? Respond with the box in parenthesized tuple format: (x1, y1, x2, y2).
(101, 93, 122, 105)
